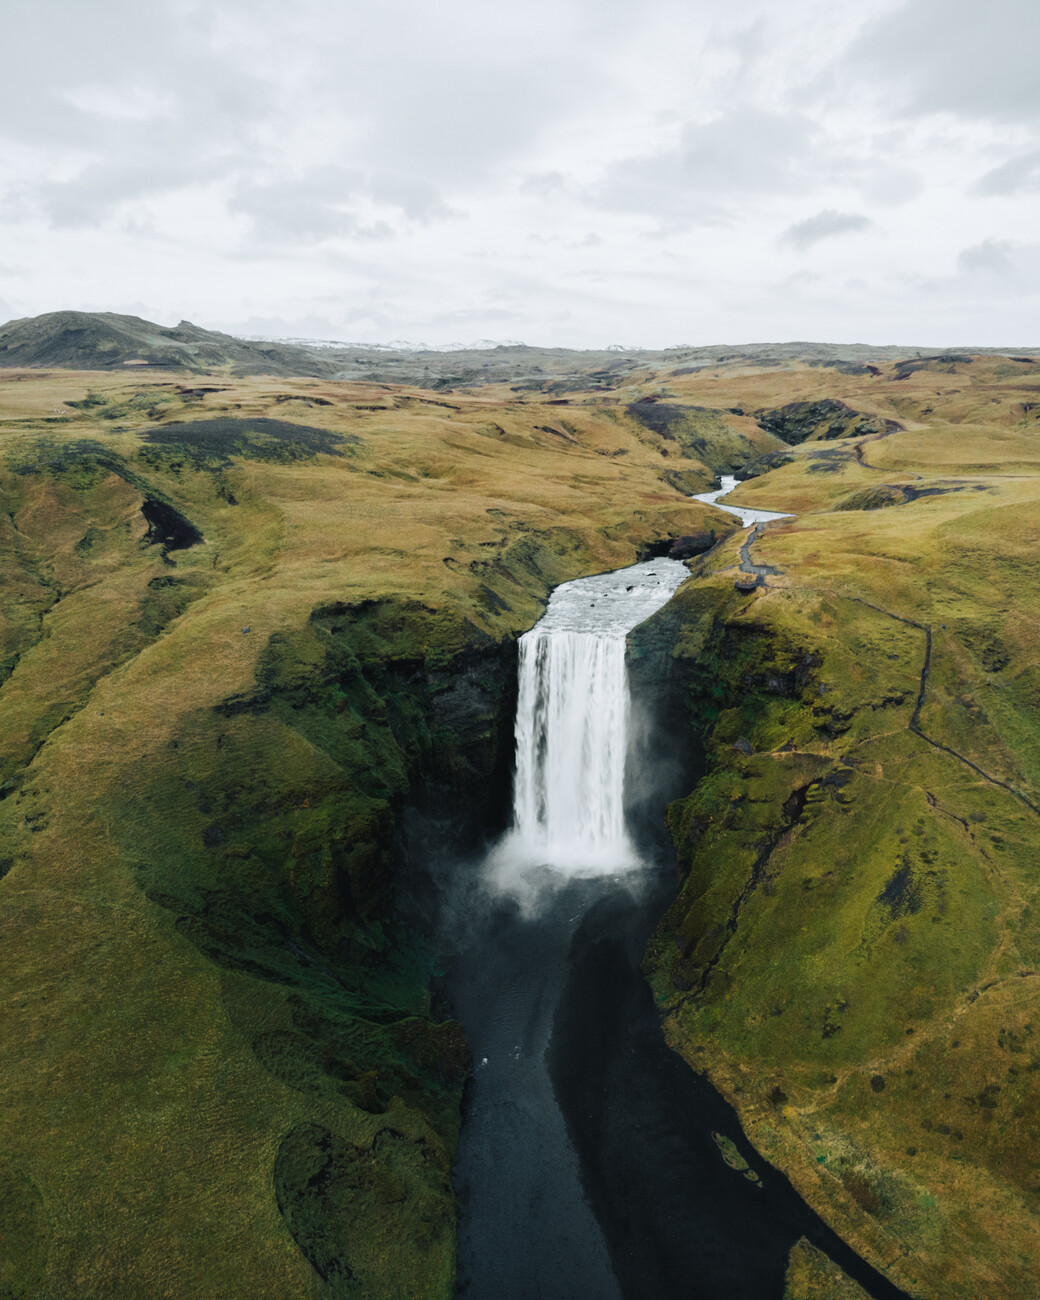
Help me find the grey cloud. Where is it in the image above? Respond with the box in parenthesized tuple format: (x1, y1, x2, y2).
(368, 175, 450, 222)
(950, 238, 1040, 299)
(719, 19, 768, 66)
(0, 2, 270, 150)
(0, 0, 276, 230)
(520, 173, 570, 198)
(958, 238, 1016, 276)
(846, 0, 1040, 124)
(38, 155, 237, 228)
(598, 110, 816, 219)
(330, 48, 597, 192)
(853, 161, 924, 207)
(784, 270, 824, 287)
(780, 210, 874, 251)
(209, 0, 596, 186)
(230, 170, 391, 243)
(975, 149, 1040, 196)
(228, 167, 453, 242)
(5, 0, 590, 222)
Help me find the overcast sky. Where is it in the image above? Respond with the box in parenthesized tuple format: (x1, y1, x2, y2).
(2, 0, 1038, 347)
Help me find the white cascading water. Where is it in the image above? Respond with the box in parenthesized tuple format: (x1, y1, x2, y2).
(487, 557, 690, 896)
(513, 631, 630, 865)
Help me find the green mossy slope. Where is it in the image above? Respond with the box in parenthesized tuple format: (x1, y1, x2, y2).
(0, 371, 733, 1297)
(641, 409, 1040, 1297)
(3, 353, 1040, 1296)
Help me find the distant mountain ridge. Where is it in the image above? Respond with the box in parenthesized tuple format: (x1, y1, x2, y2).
(0, 311, 328, 377)
(0, 310, 1036, 387)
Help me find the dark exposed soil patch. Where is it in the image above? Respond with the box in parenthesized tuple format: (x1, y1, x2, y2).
(274, 1121, 454, 1290)
(878, 864, 923, 920)
(807, 447, 855, 473)
(807, 360, 882, 377)
(141, 417, 356, 466)
(141, 498, 203, 552)
(624, 397, 753, 470)
(627, 397, 707, 439)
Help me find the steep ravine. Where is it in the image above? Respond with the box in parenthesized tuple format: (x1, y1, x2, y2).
(115, 541, 921, 1298)
(437, 561, 913, 1299)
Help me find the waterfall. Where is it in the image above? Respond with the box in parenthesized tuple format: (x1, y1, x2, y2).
(488, 557, 689, 894)
(513, 629, 633, 867)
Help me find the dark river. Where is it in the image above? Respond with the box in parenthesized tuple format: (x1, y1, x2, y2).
(440, 559, 912, 1300)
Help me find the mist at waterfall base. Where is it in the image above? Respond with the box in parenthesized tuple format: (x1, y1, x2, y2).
(438, 559, 911, 1300)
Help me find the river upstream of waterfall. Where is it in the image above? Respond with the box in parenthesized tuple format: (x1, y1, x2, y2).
(440, 554, 912, 1300)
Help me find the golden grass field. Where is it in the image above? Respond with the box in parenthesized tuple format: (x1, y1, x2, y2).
(1, 351, 1038, 1297)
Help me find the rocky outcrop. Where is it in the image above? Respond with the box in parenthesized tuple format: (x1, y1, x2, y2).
(640, 530, 723, 561)
(735, 450, 795, 480)
(757, 400, 901, 444)
(833, 483, 989, 511)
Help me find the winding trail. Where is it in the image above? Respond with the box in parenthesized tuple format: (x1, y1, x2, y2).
(739, 523, 785, 585)
(850, 427, 922, 478)
(701, 477, 1040, 819)
(842, 596, 1040, 819)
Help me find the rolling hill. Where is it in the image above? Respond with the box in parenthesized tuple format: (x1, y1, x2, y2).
(1, 333, 1039, 1297)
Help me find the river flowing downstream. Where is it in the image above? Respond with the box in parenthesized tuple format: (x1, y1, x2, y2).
(691, 473, 794, 526)
(442, 548, 912, 1300)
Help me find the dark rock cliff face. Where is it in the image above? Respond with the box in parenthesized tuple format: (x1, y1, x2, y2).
(735, 450, 795, 481)
(626, 598, 707, 852)
(390, 636, 520, 945)
(399, 639, 518, 857)
(756, 400, 901, 444)
(639, 531, 722, 562)
(199, 600, 520, 952)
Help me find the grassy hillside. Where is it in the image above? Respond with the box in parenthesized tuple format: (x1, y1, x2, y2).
(636, 353, 1040, 1298)
(0, 368, 733, 1299)
(0, 312, 329, 376)
(1, 349, 1038, 1296)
